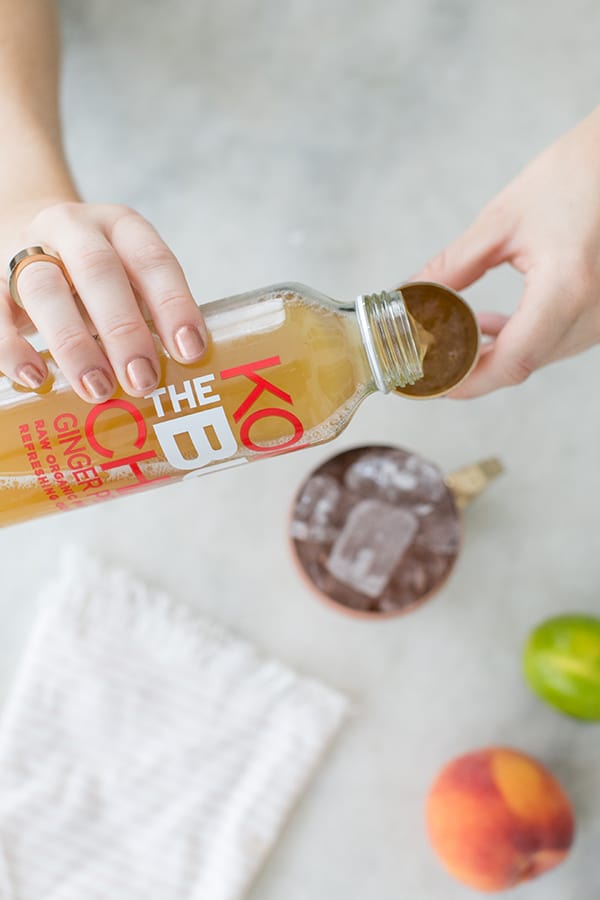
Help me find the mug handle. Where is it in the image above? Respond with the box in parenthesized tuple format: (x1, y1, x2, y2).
(444, 458, 504, 510)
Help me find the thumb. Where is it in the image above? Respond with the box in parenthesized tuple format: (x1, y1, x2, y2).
(449, 274, 568, 399)
(410, 210, 511, 292)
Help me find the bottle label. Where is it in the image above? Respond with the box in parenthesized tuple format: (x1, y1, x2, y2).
(8, 355, 306, 525)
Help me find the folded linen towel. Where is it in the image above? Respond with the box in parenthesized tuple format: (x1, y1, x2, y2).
(0, 550, 348, 900)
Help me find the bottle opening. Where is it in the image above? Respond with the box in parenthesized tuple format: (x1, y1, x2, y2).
(356, 290, 424, 392)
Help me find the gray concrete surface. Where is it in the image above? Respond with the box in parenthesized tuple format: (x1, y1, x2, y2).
(0, 1, 599, 897)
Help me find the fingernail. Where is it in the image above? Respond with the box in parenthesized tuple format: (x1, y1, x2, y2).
(174, 325, 206, 361)
(126, 357, 158, 392)
(82, 368, 114, 401)
(16, 364, 45, 390)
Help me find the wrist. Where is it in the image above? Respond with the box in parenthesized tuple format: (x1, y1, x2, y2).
(0, 138, 80, 249)
(0, 121, 80, 211)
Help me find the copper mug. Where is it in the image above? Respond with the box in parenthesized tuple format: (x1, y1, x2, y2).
(289, 445, 503, 620)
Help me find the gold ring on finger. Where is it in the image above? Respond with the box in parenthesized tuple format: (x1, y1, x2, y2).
(7, 245, 76, 309)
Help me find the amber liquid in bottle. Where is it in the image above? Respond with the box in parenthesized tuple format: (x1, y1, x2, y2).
(0, 281, 478, 528)
(0, 286, 375, 527)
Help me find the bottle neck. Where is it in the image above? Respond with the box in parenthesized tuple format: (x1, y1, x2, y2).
(355, 290, 423, 392)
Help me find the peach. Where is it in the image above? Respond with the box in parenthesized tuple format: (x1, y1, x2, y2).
(426, 747, 575, 892)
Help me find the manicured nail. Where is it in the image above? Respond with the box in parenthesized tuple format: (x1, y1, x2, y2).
(16, 364, 45, 390)
(174, 325, 206, 361)
(82, 368, 114, 401)
(126, 357, 158, 392)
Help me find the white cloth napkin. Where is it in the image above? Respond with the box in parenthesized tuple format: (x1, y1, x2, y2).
(0, 551, 348, 900)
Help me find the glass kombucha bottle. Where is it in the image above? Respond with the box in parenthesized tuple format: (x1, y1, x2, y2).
(0, 281, 479, 528)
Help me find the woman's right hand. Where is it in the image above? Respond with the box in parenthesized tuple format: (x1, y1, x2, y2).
(412, 105, 600, 398)
(1, 201, 208, 403)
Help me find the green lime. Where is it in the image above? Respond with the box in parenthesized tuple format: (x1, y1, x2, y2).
(523, 614, 600, 721)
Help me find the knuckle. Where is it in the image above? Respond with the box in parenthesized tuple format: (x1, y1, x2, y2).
(540, 252, 595, 321)
(560, 250, 597, 300)
(113, 204, 137, 222)
(77, 244, 116, 280)
(478, 199, 507, 225)
(431, 250, 448, 272)
(108, 207, 147, 242)
(504, 353, 536, 386)
(422, 250, 448, 280)
(51, 324, 90, 358)
(105, 204, 140, 232)
(130, 239, 174, 272)
(102, 315, 142, 342)
(33, 201, 82, 229)
(152, 289, 188, 313)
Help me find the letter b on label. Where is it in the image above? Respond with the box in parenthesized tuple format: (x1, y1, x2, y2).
(153, 408, 237, 470)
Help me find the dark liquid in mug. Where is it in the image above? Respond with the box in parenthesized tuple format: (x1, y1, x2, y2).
(290, 446, 461, 615)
